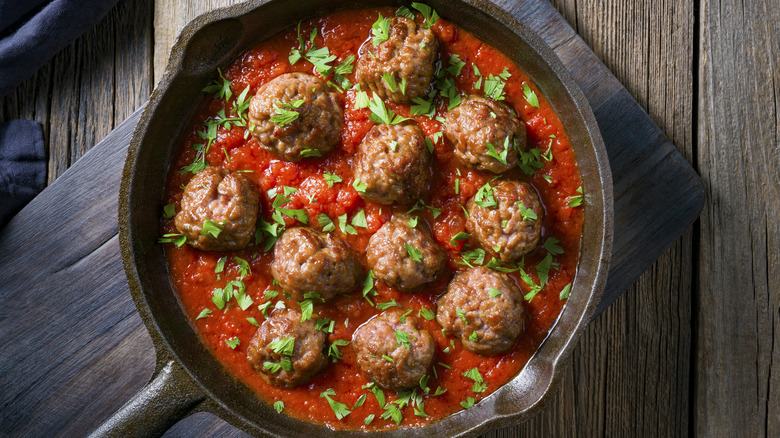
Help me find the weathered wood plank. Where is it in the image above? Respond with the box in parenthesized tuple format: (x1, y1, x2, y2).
(0, 1, 155, 436)
(695, 0, 780, 435)
(0, 0, 703, 437)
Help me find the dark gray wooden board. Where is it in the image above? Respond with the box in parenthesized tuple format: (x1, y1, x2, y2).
(0, 0, 703, 436)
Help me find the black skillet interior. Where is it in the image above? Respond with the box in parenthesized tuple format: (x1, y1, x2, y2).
(119, 0, 613, 436)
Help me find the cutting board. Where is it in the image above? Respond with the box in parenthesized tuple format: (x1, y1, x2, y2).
(0, 1, 703, 436)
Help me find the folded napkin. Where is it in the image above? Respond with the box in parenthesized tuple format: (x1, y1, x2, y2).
(0, 120, 46, 226)
(0, 0, 119, 97)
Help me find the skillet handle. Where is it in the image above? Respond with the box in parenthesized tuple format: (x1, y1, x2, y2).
(88, 360, 206, 438)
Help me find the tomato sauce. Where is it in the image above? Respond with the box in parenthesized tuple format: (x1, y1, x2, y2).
(162, 7, 583, 431)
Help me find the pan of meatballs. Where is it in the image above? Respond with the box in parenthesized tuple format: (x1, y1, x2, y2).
(112, 0, 613, 436)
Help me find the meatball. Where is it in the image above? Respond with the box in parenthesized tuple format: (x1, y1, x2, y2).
(271, 227, 362, 301)
(355, 16, 439, 103)
(366, 215, 445, 291)
(248, 72, 342, 162)
(436, 266, 525, 355)
(246, 308, 328, 388)
(466, 180, 544, 262)
(174, 166, 260, 251)
(353, 123, 431, 205)
(445, 95, 526, 173)
(352, 309, 435, 390)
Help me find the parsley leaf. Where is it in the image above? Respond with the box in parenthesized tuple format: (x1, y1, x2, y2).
(462, 368, 487, 392)
(418, 308, 435, 321)
(544, 237, 564, 255)
(522, 82, 540, 108)
(225, 337, 240, 349)
(568, 186, 584, 207)
(450, 231, 471, 245)
(201, 220, 222, 238)
(328, 339, 350, 362)
(405, 243, 423, 262)
(269, 99, 304, 127)
(516, 200, 538, 221)
(323, 172, 342, 187)
(320, 389, 352, 420)
(411, 2, 439, 28)
(317, 213, 336, 232)
(299, 299, 314, 322)
(196, 308, 212, 319)
(338, 213, 357, 235)
(395, 330, 412, 349)
(162, 203, 176, 220)
(274, 400, 284, 413)
(371, 14, 391, 46)
(484, 141, 508, 165)
(472, 182, 497, 209)
(460, 397, 475, 409)
(560, 282, 572, 300)
(158, 233, 187, 247)
(367, 94, 409, 125)
(351, 209, 368, 228)
(269, 336, 295, 356)
(376, 299, 400, 310)
(489, 288, 502, 298)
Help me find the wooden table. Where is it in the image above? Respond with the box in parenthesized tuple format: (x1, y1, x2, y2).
(1, 0, 777, 436)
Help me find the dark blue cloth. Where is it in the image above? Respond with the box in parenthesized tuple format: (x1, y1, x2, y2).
(0, 0, 119, 97)
(0, 0, 118, 226)
(0, 120, 46, 226)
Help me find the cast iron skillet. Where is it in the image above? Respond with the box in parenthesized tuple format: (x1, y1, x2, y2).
(100, 0, 613, 436)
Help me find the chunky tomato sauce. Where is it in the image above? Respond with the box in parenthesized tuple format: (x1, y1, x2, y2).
(162, 7, 583, 431)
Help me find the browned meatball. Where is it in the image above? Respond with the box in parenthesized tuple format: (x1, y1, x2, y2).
(248, 72, 342, 162)
(352, 309, 435, 390)
(174, 166, 260, 251)
(355, 16, 438, 103)
(445, 95, 526, 173)
(271, 227, 362, 301)
(466, 180, 544, 262)
(366, 215, 445, 291)
(353, 123, 431, 205)
(246, 308, 328, 388)
(436, 267, 525, 355)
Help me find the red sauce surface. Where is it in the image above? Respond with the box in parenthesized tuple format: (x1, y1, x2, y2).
(162, 7, 584, 431)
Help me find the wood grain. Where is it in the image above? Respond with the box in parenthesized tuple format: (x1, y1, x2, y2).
(695, 0, 780, 435)
(6, 0, 760, 437)
(0, 1, 156, 436)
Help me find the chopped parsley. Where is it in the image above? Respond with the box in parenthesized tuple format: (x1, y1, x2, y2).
(269, 336, 295, 356)
(274, 400, 284, 413)
(395, 330, 412, 349)
(317, 213, 336, 232)
(367, 94, 409, 125)
(225, 337, 240, 349)
(484, 141, 509, 165)
(411, 2, 439, 28)
(418, 308, 435, 321)
(482, 68, 511, 100)
(456, 309, 468, 325)
(158, 233, 187, 247)
(338, 213, 357, 235)
(405, 243, 423, 262)
(320, 389, 352, 420)
(246, 317, 259, 326)
(462, 367, 487, 392)
(544, 237, 564, 255)
(516, 200, 538, 221)
(560, 282, 572, 300)
(162, 203, 176, 220)
(472, 182, 497, 208)
(201, 220, 222, 238)
(450, 231, 471, 245)
(269, 99, 304, 127)
(196, 308, 212, 319)
(460, 397, 475, 409)
(352, 177, 367, 193)
(376, 299, 400, 310)
(568, 186, 584, 207)
(299, 299, 314, 322)
(323, 172, 342, 187)
(371, 14, 391, 46)
(351, 209, 368, 228)
(362, 270, 377, 305)
(522, 82, 540, 108)
(328, 339, 350, 362)
(489, 288, 502, 298)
